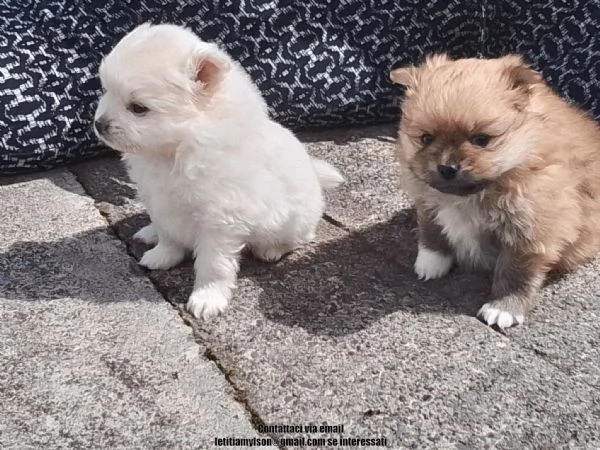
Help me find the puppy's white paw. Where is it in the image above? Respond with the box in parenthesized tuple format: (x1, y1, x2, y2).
(478, 302, 525, 329)
(187, 287, 229, 320)
(139, 244, 184, 270)
(414, 246, 454, 280)
(133, 224, 159, 245)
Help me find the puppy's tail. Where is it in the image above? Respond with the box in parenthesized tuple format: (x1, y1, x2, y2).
(311, 158, 345, 190)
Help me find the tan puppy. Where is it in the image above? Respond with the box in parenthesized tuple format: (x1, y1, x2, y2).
(390, 54, 600, 328)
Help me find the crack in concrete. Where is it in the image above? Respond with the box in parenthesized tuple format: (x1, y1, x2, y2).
(322, 212, 351, 232)
(69, 167, 283, 449)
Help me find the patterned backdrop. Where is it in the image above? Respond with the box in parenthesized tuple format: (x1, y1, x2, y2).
(1, 0, 599, 173)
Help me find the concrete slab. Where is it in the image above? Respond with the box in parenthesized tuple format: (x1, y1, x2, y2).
(389, 234, 600, 389)
(189, 256, 600, 449)
(303, 124, 414, 230)
(507, 259, 600, 388)
(0, 172, 272, 449)
(406, 257, 600, 390)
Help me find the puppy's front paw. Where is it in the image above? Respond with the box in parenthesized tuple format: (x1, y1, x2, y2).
(187, 287, 229, 320)
(133, 224, 159, 245)
(139, 244, 185, 270)
(478, 297, 526, 329)
(414, 246, 454, 280)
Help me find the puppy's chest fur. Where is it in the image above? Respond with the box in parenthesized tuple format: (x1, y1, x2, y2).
(124, 155, 220, 247)
(431, 196, 528, 270)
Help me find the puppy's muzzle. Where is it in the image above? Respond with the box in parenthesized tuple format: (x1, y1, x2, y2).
(428, 165, 487, 196)
(94, 117, 110, 136)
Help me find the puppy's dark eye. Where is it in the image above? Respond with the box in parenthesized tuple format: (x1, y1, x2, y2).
(469, 133, 491, 147)
(128, 103, 149, 115)
(420, 134, 435, 146)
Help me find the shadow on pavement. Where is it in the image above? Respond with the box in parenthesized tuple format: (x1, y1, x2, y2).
(2, 199, 569, 336)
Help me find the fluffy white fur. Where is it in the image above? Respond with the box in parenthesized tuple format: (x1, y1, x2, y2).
(433, 199, 497, 271)
(478, 302, 525, 328)
(94, 23, 344, 319)
(414, 245, 454, 281)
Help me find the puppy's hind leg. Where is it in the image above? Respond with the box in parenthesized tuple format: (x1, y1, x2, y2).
(414, 204, 454, 280)
(133, 223, 159, 245)
(249, 213, 318, 263)
(139, 230, 186, 270)
(478, 249, 546, 329)
(250, 238, 300, 263)
(187, 234, 243, 320)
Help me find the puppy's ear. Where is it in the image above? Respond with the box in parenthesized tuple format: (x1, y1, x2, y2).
(192, 46, 230, 92)
(424, 53, 450, 68)
(390, 54, 449, 88)
(503, 55, 543, 90)
(389, 66, 418, 87)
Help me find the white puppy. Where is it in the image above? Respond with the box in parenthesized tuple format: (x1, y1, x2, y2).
(94, 23, 344, 319)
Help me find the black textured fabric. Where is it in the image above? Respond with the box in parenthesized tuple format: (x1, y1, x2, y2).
(1, 0, 599, 174)
(484, 1, 600, 122)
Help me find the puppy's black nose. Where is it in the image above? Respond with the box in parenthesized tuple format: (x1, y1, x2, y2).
(438, 163, 460, 180)
(94, 118, 110, 135)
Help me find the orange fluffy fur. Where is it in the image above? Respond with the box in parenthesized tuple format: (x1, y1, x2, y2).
(390, 54, 600, 327)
